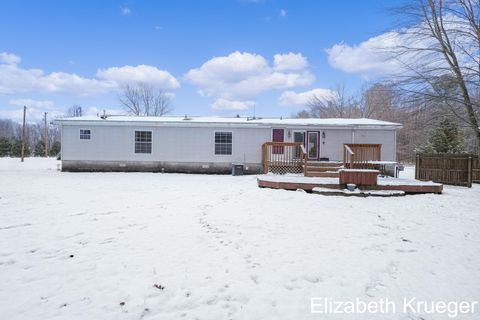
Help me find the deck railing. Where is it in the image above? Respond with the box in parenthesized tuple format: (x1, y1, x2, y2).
(262, 142, 306, 174)
(343, 143, 382, 169)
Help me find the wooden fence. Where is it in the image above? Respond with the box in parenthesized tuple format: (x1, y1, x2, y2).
(415, 154, 480, 187)
(262, 142, 306, 174)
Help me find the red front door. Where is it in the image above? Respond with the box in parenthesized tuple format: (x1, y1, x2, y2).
(272, 128, 284, 154)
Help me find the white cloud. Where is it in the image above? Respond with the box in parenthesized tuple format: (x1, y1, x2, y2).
(273, 53, 308, 71)
(0, 52, 180, 96)
(326, 15, 476, 79)
(120, 6, 131, 16)
(211, 98, 255, 111)
(97, 65, 180, 89)
(1, 101, 64, 123)
(184, 51, 314, 101)
(9, 98, 55, 109)
(84, 106, 126, 117)
(0, 52, 21, 65)
(279, 88, 336, 106)
(326, 33, 402, 77)
(0, 108, 50, 123)
(2, 101, 122, 122)
(279, 9, 287, 17)
(0, 61, 116, 96)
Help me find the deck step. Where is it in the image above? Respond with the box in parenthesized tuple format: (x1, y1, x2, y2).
(305, 160, 342, 177)
(305, 166, 342, 172)
(306, 161, 343, 168)
(304, 171, 339, 178)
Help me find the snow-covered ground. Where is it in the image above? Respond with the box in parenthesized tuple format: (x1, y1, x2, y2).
(0, 158, 479, 320)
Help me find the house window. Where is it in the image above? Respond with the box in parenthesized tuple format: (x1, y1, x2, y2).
(80, 129, 91, 140)
(214, 132, 232, 155)
(134, 131, 152, 154)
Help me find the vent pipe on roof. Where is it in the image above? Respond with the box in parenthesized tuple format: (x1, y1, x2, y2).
(100, 110, 107, 120)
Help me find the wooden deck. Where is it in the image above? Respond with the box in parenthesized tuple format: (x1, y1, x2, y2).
(257, 176, 341, 191)
(257, 175, 443, 194)
(262, 142, 386, 177)
(259, 142, 444, 194)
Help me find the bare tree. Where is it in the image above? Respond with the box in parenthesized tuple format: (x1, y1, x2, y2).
(0, 119, 16, 138)
(119, 83, 172, 116)
(66, 105, 83, 117)
(305, 84, 362, 118)
(392, 0, 480, 152)
(360, 83, 398, 119)
(294, 82, 433, 162)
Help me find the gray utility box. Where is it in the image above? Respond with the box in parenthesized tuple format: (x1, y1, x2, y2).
(231, 163, 244, 176)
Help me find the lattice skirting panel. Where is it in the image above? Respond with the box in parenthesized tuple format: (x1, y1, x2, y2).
(268, 165, 303, 174)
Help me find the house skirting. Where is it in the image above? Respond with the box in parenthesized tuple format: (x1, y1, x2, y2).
(61, 160, 263, 174)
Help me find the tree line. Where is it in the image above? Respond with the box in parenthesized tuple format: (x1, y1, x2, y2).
(295, 79, 478, 161)
(0, 119, 60, 157)
(295, 0, 479, 161)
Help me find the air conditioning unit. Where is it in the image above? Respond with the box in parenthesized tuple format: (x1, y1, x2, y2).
(231, 163, 244, 176)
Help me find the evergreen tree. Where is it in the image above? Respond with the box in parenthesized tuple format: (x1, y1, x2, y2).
(34, 141, 46, 157)
(10, 139, 30, 157)
(49, 141, 61, 156)
(0, 137, 12, 157)
(418, 118, 466, 154)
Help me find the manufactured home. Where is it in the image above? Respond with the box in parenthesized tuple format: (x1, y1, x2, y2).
(55, 115, 402, 174)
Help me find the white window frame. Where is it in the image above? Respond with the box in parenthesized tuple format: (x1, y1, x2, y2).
(292, 130, 306, 144)
(213, 131, 233, 156)
(134, 130, 153, 154)
(79, 129, 91, 140)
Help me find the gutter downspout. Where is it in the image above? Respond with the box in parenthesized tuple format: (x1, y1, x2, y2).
(60, 123, 64, 169)
(394, 129, 397, 162)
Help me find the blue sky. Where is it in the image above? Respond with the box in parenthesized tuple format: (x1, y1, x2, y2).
(0, 0, 404, 121)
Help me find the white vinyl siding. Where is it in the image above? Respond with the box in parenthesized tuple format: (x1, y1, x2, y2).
(60, 125, 397, 163)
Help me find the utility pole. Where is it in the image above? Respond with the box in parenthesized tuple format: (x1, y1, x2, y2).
(44, 112, 48, 157)
(21, 106, 27, 162)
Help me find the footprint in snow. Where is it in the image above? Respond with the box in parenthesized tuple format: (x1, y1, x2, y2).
(302, 274, 323, 284)
(365, 279, 386, 298)
(374, 223, 391, 229)
(395, 249, 418, 253)
(362, 244, 386, 252)
(0, 223, 32, 230)
(206, 295, 219, 305)
(0, 259, 15, 266)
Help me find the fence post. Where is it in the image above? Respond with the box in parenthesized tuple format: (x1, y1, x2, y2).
(262, 144, 267, 174)
(467, 156, 472, 188)
(415, 154, 419, 180)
